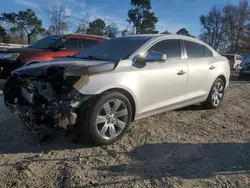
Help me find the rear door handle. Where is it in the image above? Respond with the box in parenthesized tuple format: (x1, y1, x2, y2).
(209, 65, 215, 70)
(177, 70, 186, 75)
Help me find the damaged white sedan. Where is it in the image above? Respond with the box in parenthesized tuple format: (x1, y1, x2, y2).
(4, 35, 230, 145)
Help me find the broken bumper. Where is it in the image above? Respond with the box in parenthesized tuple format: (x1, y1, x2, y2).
(4, 75, 95, 130)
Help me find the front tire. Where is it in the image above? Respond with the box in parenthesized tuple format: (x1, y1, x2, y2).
(78, 91, 132, 145)
(203, 78, 225, 109)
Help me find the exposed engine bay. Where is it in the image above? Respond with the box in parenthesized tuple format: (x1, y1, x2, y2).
(4, 59, 116, 130)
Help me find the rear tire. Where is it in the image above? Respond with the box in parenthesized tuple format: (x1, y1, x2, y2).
(77, 91, 132, 145)
(202, 78, 225, 109)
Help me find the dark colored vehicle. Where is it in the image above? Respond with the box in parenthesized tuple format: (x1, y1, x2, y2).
(0, 34, 108, 79)
(239, 56, 250, 79)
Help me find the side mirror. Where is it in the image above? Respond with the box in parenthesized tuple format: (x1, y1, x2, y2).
(144, 51, 167, 62)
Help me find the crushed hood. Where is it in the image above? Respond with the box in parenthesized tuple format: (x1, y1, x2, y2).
(11, 58, 116, 78)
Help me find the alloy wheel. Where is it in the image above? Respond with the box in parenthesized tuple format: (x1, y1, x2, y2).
(96, 99, 128, 140)
(212, 81, 224, 106)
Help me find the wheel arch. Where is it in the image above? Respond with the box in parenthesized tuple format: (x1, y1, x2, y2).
(217, 74, 227, 87)
(100, 88, 137, 122)
(216, 74, 229, 89)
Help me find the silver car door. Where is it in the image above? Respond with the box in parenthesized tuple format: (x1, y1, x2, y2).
(183, 40, 216, 102)
(138, 39, 187, 115)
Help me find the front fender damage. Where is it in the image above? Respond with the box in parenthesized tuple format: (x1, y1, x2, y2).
(4, 59, 116, 130)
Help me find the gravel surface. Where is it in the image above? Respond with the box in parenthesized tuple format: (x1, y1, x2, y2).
(0, 78, 249, 188)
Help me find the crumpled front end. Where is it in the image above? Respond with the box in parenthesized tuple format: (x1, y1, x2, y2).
(4, 59, 116, 130)
(4, 74, 93, 130)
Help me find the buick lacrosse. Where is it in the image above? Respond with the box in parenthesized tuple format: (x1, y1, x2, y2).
(4, 35, 230, 145)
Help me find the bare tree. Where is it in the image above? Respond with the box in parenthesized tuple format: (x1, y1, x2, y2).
(75, 20, 89, 34)
(47, 4, 70, 35)
(223, 4, 238, 52)
(200, 1, 250, 53)
(225, 0, 250, 52)
(199, 6, 227, 50)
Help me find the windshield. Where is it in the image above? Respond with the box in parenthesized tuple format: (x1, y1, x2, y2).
(28, 35, 62, 49)
(75, 36, 151, 61)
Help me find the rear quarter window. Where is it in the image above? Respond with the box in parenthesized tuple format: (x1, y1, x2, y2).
(204, 46, 213, 57)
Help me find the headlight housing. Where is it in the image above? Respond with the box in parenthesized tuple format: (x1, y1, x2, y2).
(0, 53, 20, 61)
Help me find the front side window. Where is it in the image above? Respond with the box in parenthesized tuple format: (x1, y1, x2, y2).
(147, 39, 181, 59)
(75, 36, 151, 61)
(185, 40, 205, 58)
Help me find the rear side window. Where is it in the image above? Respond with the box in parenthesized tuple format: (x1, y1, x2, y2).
(80, 39, 99, 49)
(64, 38, 79, 50)
(148, 39, 181, 59)
(204, 46, 213, 57)
(185, 40, 205, 58)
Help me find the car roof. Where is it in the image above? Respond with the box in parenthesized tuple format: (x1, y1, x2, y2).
(66, 33, 109, 39)
(125, 34, 193, 40)
(124, 34, 210, 46)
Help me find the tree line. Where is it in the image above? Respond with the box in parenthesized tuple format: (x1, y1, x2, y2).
(0, 0, 249, 53)
(200, 0, 250, 53)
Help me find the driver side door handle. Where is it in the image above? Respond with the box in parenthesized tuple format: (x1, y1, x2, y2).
(177, 70, 186, 75)
(209, 65, 215, 70)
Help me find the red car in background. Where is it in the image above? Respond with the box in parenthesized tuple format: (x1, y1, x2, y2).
(0, 34, 108, 79)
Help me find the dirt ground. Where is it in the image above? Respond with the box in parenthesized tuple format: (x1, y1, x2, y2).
(0, 74, 249, 188)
